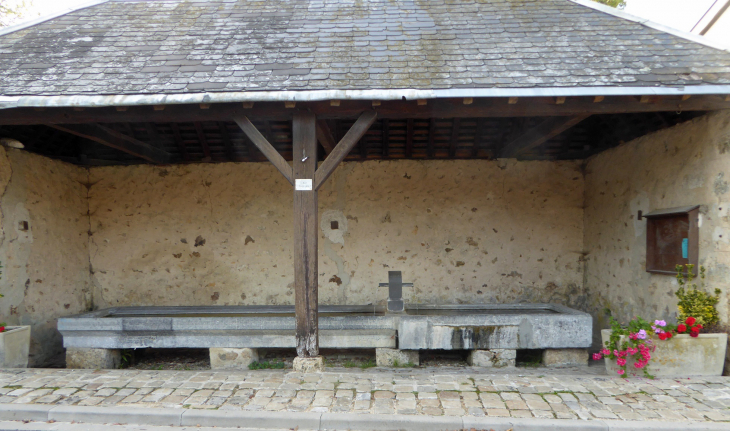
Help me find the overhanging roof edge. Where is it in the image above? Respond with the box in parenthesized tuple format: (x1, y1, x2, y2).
(1, 85, 730, 109)
(568, 0, 730, 52)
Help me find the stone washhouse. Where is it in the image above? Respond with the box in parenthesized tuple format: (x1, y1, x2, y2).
(0, 0, 729, 372)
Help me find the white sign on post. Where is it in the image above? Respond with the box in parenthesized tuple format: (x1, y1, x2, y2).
(295, 179, 313, 191)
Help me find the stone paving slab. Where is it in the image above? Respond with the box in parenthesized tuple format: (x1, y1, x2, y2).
(0, 366, 729, 425)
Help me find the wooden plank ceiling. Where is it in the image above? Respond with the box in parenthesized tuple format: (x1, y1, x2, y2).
(0, 111, 704, 166)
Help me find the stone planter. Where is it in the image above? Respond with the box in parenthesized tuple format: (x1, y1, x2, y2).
(0, 326, 31, 368)
(600, 329, 727, 377)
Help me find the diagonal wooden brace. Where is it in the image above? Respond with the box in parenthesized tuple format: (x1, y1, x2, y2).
(234, 116, 294, 185)
(314, 111, 377, 190)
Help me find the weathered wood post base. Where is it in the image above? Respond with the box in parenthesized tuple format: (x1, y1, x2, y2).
(468, 349, 516, 368)
(66, 347, 121, 369)
(293, 356, 324, 372)
(209, 348, 258, 370)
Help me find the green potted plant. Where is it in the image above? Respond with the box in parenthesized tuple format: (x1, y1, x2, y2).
(0, 261, 31, 368)
(597, 265, 727, 377)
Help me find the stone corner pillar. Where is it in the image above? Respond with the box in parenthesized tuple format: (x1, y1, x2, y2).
(375, 348, 420, 367)
(209, 348, 259, 370)
(66, 348, 121, 369)
(542, 349, 588, 367)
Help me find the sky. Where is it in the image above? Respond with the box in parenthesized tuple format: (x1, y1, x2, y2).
(5, 0, 725, 34)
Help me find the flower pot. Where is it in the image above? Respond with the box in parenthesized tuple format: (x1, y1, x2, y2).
(0, 326, 31, 368)
(601, 329, 727, 377)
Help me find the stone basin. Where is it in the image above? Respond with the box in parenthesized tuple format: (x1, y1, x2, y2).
(399, 303, 592, 350)
(58, 303, 590, 351)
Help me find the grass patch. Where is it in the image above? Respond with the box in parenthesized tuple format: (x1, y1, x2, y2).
(359, 359, 376, 369)
(392, 360, 417, 368)
(248, 360, 286, 370)
(342, 358, 376, 369)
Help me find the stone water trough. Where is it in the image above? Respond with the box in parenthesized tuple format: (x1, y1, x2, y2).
(58, 302, 591, 369)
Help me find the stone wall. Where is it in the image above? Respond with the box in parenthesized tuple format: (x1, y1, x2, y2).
(87, 159, 585, 310)
(584, 111, 730, 367)
(0, 147, 91, 366)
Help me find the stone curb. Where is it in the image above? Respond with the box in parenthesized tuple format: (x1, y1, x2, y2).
(0, 405, 728, 431)
(0, 405, 52, 421)
(181, 410, 321, 429)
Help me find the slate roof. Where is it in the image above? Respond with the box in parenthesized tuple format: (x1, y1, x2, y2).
(0, 0, 729, 98)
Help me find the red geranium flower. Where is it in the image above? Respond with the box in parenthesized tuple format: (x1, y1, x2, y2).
(690, 329, 699, 338)
(685, 317, 696, 326)
(666, 332, 672, 339)
(0, 326, 4, 333)
(658, 333, 667, 340)
(677, 324, 687, 333)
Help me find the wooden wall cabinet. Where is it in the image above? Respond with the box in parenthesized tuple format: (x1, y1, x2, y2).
(644, 205, 699, 275)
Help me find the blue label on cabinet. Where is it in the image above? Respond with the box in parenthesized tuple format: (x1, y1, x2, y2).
(682, 238, 688, 259)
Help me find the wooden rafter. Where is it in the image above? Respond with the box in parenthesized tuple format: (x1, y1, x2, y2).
(170, 122, 189, 161)
(449, 118, 460, 158)
(472, 118, 483, 158)
(234, 116, 294, 185)
(500, 115, 590, 158)
(218, 121, 235, 160)
(194, 122, 211, 160)
(46, 123, 170, 164)
(405, 119, 414, 158)
(427, 118, 436, 158)
(382, 119, 389, 158)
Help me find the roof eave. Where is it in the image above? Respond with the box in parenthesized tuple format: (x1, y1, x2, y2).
(1, 85, 730, 109)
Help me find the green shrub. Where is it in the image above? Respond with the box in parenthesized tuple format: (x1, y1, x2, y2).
(675, 265, 721, 327)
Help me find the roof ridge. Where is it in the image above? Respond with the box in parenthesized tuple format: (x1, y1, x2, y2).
(0, 0, 111, 38)
(568, 0, 730, 53)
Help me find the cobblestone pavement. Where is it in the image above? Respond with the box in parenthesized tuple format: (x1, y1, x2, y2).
(1, 366, 729, 423)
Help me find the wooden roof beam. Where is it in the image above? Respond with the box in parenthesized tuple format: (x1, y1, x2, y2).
(46, 123, 170, 164)
(500, 115, 590, 158)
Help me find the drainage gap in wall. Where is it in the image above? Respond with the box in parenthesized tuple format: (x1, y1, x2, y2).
(516, 349, 544, 368)
(420, 349, 469, 367)
(120, 348, 210, 370)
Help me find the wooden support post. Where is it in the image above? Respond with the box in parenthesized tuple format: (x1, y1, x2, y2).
(236, 111, 376, 361)
(292, 112, 319, 358)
